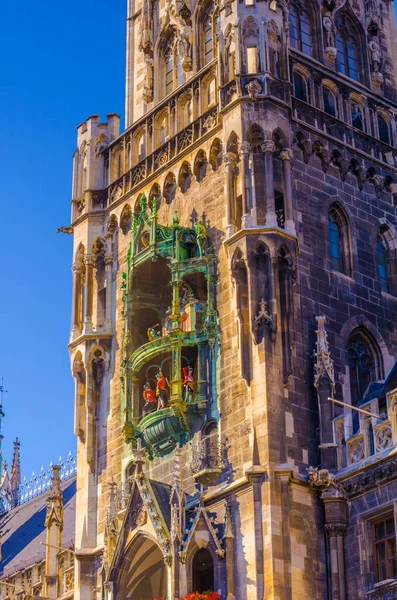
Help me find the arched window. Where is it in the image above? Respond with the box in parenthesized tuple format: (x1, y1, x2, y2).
(348, 333, 376, 433)
(323, 87, 336, 116)
(192, 549, 214, 593)
(293, 71, 308, 102)
(163, 34, 183, 96)
(207, 79, 216, 106)
(378, 115, 390, 144)
(165, 49, 174, 96)
(328, 207, 346, 273)
(288, 4, 312, 56)
(159, 115, 168, 145)
(201, 4, 220, 67)
(137, 131, 147, 161)
(351, 103, 363, 130)
(336, 18, 360, 81)
(377, 234, 389, 293)
(242, 17, 261, 74)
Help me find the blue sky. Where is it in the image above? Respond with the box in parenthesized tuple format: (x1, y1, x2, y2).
(0, 0, 126, 478)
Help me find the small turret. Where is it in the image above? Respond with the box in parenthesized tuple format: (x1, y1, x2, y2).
(9, 438, 20, 508)
(71, 113, 120, 220)
(43, 465, 64, 600)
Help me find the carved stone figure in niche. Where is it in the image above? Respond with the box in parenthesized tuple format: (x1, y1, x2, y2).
(369, 38, 382, 73)
(194, 220, 208, 257)
(143, 56, 154, 103)
(156, 370, 169, 409)
(140, 0, 154, 103)
(147, 325, 161, 341)
(142, 382, 157, 417)
(323, 12, 335, 48)
(182, 365, 196, 401)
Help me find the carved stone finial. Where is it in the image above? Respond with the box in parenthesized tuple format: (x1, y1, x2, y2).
(313, 316, 335, 391)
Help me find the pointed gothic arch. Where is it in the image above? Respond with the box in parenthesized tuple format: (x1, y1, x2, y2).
(115, 534, 168, 599)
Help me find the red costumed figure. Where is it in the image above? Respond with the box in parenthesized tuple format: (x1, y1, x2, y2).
(156, 370, 169, 409)
(182, 365, 196, 401)
(142, 382, 157, 417)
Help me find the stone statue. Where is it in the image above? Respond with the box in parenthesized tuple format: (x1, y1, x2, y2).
(182, 365, 196, 401)
(156, 370, 169, 409)
(369, 38, 382, 73)
(142, 382, 157, 417)
(143, 55, 154, 103)
(323, 13, 335, 48)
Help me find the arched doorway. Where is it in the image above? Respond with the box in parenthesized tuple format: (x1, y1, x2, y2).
(192, 548, 214, 593)
(117, 536, 168, 599)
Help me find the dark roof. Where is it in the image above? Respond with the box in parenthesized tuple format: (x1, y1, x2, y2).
(0, 478, 76, 578)
(149, 480, 172, 530)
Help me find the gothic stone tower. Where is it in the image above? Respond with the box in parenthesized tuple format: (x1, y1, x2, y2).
(68, 0, 397, 597)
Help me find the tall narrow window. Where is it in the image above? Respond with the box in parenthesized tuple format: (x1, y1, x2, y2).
(328, 208, 345, 273)
(293, 71, 308, 102)
(336, 18, 360, 81)
(204, 16, 214, 63)
(233, 252, 252, 383)
(165, 51, 174, 96)
(377, 234, 389, 292)
(348, 334, 375, 434)
(378, 115, 390, 144)
(247, 46, 259, 74)
(323, 87, 336, 116)
(351, 103, 363, 130)
(288, 5, 312, 56)
(207, 79, 216, 106)
(138, 132, 146, 162)
(374, 517, 397, 582)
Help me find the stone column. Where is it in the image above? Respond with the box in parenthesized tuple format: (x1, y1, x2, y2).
(223, 152, 237, 237)
(324, 520, 347, 600)
(239, 141, 253, 228)
(261, 140, 278, 227)
(104, 252, 113, 332)
(309, 469, 347, 600)
(280, 149, 296, 235)
(71, 262, 82, 338)
(246, 465, 266, 600)
(224, 509, 236, 600)
(84, 254, 95, 334)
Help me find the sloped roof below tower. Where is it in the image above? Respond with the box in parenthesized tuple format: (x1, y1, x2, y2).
(0, 477, 76, 578)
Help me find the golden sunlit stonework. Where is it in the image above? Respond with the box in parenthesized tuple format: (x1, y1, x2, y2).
(4, 0, 397, 597)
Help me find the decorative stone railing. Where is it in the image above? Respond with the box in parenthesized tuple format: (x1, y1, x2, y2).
(62, 567, 74, 595)
(292, 96, 397, 167)
(333, 409, 394, 470)
(0, 453, 77, 516)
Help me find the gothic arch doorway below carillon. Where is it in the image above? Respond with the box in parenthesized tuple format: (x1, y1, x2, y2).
(117, 537, 168, 600)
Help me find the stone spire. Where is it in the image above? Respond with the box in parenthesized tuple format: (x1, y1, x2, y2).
(44, 465, 64, 600)
(313, 316, 335, 392)
(9, 438, 20, 508)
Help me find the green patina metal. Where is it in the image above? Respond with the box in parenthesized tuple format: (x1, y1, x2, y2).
(120, 194, 218, 458)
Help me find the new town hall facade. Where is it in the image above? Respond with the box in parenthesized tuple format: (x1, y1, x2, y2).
(4, 0, 397, 597)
